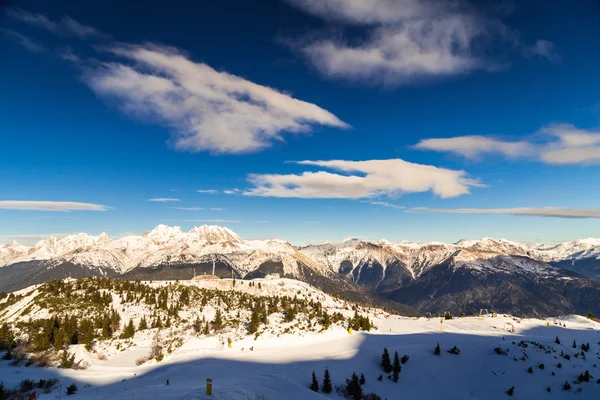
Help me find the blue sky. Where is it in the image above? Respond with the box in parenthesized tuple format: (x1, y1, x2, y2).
(1, 0, 600, 245)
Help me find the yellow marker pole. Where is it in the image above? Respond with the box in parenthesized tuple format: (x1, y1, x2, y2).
(440, 319, 443, 331)
(206, 378, 212, 395)
(348, 327, 353, 335)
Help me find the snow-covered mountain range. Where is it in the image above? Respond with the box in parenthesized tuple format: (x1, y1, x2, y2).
(1, 225, 600, 316)
(2, 225, 599, 274)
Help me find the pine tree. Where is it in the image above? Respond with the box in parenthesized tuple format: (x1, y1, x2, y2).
(322, 312, 332, 329)
(213, 309, 223, 331)
(573, 340, 577, 348)
(381, 348, 392, 373)
(344, 372, 362, 400)
(60, 350, 75, 369)
(0, 323, 15, 351)
(392, 351, 401, 382)
(121, 319, 135, 339)
(434, 343, 441, 355)
(506, 386, 515, 396)
(101, 319, 112, 339)
(359, 373, 366, 385)
(66, 384, 78, 395)
(322, 367, 332, 393)
(139, 316, 148, 330)
(310, 371, 319, 392)
(555, 336, 560, 345)
(249, 308, 260, 333)
(401, 354, 409, 364)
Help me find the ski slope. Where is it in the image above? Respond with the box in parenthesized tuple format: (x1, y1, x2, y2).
(2, 300, 599, 399)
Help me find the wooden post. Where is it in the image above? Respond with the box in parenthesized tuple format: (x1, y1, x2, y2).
(206, 378, 213, 395)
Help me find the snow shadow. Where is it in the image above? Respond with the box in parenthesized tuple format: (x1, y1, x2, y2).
(2, 323, 600, 399)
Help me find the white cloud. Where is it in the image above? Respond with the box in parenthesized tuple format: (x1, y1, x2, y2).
(1, 28, 46, 52)
(301, 221, 320, 224)
(369, 201, 404, 210)
(414, 135, 536, 159)
(415, 124, 600, 165)
(171, 207, 203, 211)
(224, 188, 242, 195)
(411, 207, 600, 219)
(83, 44, 349, 154)
(197, 189, 218, 194)
(285, 0, 544, 85)
(7, 8, 108, 39)
(0, 201, 108, 211)
(210, 208, 225, 211)
(526, 39, 559, 61)
(148, 198, 180, 202)
(245, 159, 482, 199)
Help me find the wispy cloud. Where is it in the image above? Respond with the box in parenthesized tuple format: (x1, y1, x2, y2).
(1, 28, 46, 52)
(171, 207, 203, 211)
(245, 159, 482, 199)
(210, 208, 224, 211)
(82, 43, 349, 154)
(415, 124, 600, 165)
(148, 198, 180, 202)
(0, 233, 75, 245)
(197, 189, 218, 194)
(525, 40, 559, 61)
(0, 200, 108, 212)
(301, 221, 320, 224)
(224, 188, 241, 195)
(411, 207, 600, 219)
(284, 0, 551, 86)
(369, 201, 405, 210)
(7, 8, 108, 39)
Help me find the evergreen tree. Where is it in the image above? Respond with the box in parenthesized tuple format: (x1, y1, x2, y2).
(434, 343, 441, 355)
(249, 308, 260, 333)
(381, 348, 392, 373)
(359, 373, 366, 385)
(322, 367, 332, 394)
(66, 383, 78, 395)
(101, 318, 112, 339)
(138, 316, 148, 331)
(392, 351, 401, 382)
(322, 312, 332, 330)
(506, 386, 515, 396)
(60, 351, 76, 369)
(121, 319, 135, 339)
(401, 354, 409, 364)
(310, 371, 319, 392)
(0, 323, 15, 351)
(344, 372, 362, 400)
(213, 309, 223, 331)
(555, 336, 560, 345)
(572, 340, 577, 348)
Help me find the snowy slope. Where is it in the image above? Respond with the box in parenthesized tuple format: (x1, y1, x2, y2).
(1, 278, 599, 400)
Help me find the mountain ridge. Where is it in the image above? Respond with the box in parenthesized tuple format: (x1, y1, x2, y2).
(2, 225, 600, 316)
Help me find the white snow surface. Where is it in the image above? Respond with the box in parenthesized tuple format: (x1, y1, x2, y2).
(1, 278, 599, 399)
